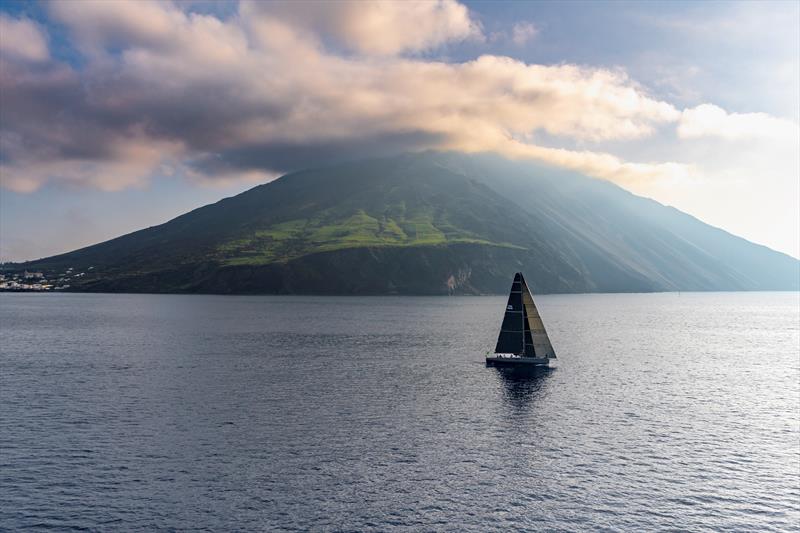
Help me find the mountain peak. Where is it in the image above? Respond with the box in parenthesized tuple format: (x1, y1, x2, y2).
(12, 152, 799, 294)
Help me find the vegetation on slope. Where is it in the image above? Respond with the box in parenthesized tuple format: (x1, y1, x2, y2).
(216, 208, 522, 266)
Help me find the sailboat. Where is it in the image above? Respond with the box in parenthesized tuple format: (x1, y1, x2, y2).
(486, 272, 556, 367)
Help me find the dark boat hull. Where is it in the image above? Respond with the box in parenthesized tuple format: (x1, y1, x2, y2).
(485, 356, 550, 367)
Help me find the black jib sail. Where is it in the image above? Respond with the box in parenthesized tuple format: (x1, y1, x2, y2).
(494, 272, 556, 359)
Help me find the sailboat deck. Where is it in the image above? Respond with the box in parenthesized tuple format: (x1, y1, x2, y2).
(485, 354, 550, 367)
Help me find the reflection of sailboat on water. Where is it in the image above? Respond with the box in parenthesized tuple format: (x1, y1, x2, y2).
(493, 365, 554, 410)
(486, 272, 557, 367)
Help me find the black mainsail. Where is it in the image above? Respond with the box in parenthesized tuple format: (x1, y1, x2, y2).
(492, 272, 556, 359)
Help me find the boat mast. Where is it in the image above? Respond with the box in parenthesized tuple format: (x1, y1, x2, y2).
(520, 273, 526, 356)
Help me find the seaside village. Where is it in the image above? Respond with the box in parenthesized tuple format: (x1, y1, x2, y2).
(0, 267, 89, 291)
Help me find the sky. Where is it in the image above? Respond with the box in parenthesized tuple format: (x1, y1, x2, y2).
(1, 0, 798, 261)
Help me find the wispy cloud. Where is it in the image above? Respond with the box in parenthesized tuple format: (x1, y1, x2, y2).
(511, 22, 538, 46)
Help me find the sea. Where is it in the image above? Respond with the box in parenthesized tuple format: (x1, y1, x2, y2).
(1, 292, 798, 531)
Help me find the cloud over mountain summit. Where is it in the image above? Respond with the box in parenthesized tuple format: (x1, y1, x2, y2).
(0, 0, 796, 195)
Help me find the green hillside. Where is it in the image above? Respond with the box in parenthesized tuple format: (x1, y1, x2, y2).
(10, 152, 799, 294)
(216, 207, 519, 267)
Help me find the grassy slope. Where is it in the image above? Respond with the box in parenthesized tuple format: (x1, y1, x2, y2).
(216, 208, 522, 266)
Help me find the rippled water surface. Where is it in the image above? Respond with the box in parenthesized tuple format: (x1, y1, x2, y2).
(1, 292, 799, 531)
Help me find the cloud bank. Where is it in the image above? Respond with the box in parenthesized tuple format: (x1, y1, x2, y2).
(678, 103, 800, 143)
(0, 0, 796, 193)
